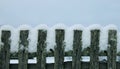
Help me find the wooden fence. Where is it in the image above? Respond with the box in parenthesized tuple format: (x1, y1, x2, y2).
(0, 27, 118, 69)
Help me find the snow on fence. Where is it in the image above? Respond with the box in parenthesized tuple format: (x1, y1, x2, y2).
(0, 24, 119, 69)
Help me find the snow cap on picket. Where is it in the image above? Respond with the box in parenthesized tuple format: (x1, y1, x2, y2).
(28, 24, 48, 53)
(88, 24, 102, 30)
(46, 24, 67, 52)
(64, 24, 84, 51)
(0, 25, 18, 53)
(18, 24, 31, 30)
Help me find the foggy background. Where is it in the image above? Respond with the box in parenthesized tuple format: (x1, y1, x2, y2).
(0, 0, 120, 28)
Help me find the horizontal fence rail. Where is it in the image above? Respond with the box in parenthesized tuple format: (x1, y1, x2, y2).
(0, 25, 120, 69)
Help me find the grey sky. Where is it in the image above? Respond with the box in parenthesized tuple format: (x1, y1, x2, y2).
(0, 0, 120, 27)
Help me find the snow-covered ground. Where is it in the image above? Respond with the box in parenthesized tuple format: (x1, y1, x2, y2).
(10, 56, 120, 64)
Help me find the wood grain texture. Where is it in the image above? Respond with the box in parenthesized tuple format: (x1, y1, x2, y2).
(90, 30, 100, 69)
(72, 30, 82, 69)
(37, 30, 47, 69)
(54, 29, 65, 69)
(18, 30, 29, 69)
(107, 30, 117, 69)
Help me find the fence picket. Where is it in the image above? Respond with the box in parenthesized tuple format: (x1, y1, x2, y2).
(72, 30, 82, 69)
(90, 30, 100, 69)
(54, 29, 65, 69)
(107, 30, 117, 69)
(18, 30, 29, 69)
(0, 31, 11, 69)
(37, 30, 47, 69)
(0, 25, 119, 69)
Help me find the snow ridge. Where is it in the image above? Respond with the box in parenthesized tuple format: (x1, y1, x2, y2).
(0, 24, 119, 52)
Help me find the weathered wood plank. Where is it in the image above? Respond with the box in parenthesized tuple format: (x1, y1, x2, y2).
(90, 30, 100, 69)
(107, 30, 117, 69)
(54, 29, 65, 69)
(18, 30, 29, 69)
(72, 30, 82, 69)
(37, 30, 47, 69)
(0, 31, 11, 69)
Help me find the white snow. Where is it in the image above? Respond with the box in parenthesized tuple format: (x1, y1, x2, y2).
(86, 24, 118, 51)
(19, 44, 28, 51)
(10, 56, 120, 64)
(46, 24, 67, 52)
(88, 24, 102, 30)
(17, 24, 32, 30)
(81, 24, 101, 50)
(104, 25, 119, 52)
(19, 44, 25, 50)
(0, 25, 14, 30)
(52, 24, 67, 29)
(16, 25, 31, 52)
(82, 27, 91, 50)
(0, 25, 19, 53)
(105, 24, 118, 30)
(46, 28, 56, 52)
(117, 32, 120, 53)
(64, 28, 73, 51)
(0, 24, 119, 53)
(65, 24, 84, 51)
(9, 57, 72, 64)
(28, 29, 37, 53)
(99, 27, 108, 51)
(28, 24, 48, 53)
(99, 25, 118, 51)
(0, 27, 3, 50)
(10, 29, 19, 52)
(70, 24, 85, 30)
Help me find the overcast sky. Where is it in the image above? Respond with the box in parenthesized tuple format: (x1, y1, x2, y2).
(0, 0, 120, 27)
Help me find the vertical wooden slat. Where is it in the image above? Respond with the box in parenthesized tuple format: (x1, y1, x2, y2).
(18, 30, 29, 69)
(90, 30, 100, 69)
(54, 29, 65, 69)
(107, 30, 117, 69)
(0, 31, 11, 69)
(37, 30, 47, 69)
(72, 30, 82, 69)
